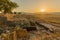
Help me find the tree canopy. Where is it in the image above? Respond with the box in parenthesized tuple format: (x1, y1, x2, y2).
(0, 0, 18, 13)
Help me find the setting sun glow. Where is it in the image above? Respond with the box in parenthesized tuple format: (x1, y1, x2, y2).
(40, 8, 46, 12)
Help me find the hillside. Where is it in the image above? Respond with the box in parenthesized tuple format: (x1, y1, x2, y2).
(0, 13, 60, 40)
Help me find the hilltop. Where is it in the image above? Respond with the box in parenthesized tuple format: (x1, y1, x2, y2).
(0, 13, 60, 40)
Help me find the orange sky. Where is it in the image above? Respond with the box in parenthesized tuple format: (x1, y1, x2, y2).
(11, 0, 60, 13)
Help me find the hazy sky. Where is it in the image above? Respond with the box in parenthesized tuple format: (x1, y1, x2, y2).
(11, 0, 60, 13)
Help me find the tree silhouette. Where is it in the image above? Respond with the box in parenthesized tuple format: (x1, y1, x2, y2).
(0, 0, 18, 14)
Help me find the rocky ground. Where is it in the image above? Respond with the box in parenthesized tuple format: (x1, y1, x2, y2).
(0, 13, 60, 40)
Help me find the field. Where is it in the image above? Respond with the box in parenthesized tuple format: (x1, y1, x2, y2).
(0, 13, 60, 40)
(39, 13, 60, 27)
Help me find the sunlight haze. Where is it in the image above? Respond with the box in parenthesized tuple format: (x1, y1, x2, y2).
(11, 0, 60, 13)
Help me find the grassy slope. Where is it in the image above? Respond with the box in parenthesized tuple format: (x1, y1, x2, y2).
(0, 13, 60, 40)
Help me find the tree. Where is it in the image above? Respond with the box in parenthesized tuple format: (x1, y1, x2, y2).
(0, 0, 18, 14)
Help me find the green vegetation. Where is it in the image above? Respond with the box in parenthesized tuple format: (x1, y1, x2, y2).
(0, 0, 18, 13)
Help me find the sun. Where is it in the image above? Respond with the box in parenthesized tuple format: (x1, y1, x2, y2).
(40, 8, 46, 12)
